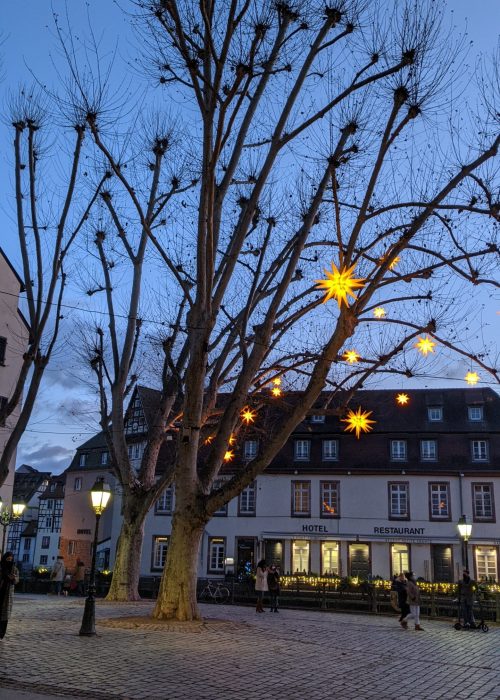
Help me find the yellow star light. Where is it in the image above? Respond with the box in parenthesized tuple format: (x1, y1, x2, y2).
(396, 393, 410, 406)
(241, 406, 257, 424)
(228, 434, 236, 446)
(341, 406, 376, 439)
(415, 335, 436, 356)
(272, 377, 282, 386)
(204, 435, 214, 445)
(224, 450, 234, 462)
(465, 371, 479, 386)
(388, 256, 400, 270)
(271, 387, 282, 397)
(343, 350, 360, 364)
(373, 307, 386, 318)
(315, 262, 365, 307)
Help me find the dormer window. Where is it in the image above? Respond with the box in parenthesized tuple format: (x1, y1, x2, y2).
(310, 415, 325, 424)
(468, 405, 483, 422)
(427, 406, 443, 422)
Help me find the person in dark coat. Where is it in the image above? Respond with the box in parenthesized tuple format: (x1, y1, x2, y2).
(0, 552, 20, 639)
(267, 565, 280, 612)
(393, 572, 410, 629)
(458, 569, 476, 627)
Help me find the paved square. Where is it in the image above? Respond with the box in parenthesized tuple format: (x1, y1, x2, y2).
(0, 595, 498, 700)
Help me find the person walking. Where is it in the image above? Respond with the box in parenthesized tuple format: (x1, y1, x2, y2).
(458, 569, 476, 627)
(50, 556, 66, 595)
(403, 571, 424, 631)
(0, 552, 20, 639)
(74, 559, 86, 596)
(393, 572, 410, 629)
(255, 559, 268, 613)
(267, 565, 280, 612)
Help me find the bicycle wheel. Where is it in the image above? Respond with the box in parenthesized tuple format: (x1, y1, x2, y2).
(214, 586, 230, 604)
(198, 586, 211, 602)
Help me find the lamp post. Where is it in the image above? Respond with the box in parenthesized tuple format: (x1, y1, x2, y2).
(79, 478, 111, 637)
(457, 514, 472, 571)
(0, 497, 27, 556)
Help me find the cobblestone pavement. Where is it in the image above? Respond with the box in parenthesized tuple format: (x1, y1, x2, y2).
(0, 595, 498, 700)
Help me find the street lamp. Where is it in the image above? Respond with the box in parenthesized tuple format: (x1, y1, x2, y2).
(0, 497, 27, 555)
(79, 478, 111, 637)
(457, 514, 472, 571)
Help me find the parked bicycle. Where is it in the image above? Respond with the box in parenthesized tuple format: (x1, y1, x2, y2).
(198, 580, 230, 604)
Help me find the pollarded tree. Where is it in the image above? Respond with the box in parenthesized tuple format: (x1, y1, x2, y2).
(69, 0, 499, 615)
(0, 89, 106, 486)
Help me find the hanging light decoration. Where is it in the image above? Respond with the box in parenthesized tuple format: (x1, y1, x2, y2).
(415, 335, 436, 356)
(396, 393, 410, 406)
(373, 307, 386, 318)
(228, 434, 236, 446)
(224, 450, 234, 462)
(271, 386, 282, 397)
(341, 406, 376, 439)
(272, 377, 282, 386)
(465, 371, 479, 386)
(315, 262, 365, 307)
(241, 406, 257, 424)
(388, 256, 400, 270)
(204, 435, 214, 445)
(343, 350, 360, 364)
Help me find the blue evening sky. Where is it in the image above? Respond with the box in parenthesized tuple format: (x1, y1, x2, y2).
(1, 1, 499, 473)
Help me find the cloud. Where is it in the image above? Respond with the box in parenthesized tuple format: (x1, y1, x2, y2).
(17, 442, 74, 475)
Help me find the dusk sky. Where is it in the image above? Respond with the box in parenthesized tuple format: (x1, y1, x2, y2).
(1, 1, 499, 475)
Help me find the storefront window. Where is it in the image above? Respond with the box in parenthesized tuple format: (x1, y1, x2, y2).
(391, 544, 409, 576)
(475, 546, 497, 581)
(321, 542, 339, 575)
(292, 539, 310, 573)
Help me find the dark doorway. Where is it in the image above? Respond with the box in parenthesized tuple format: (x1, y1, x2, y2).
(348, 543, 371, 579)
(264, 539, 284, 570)
(432, 544, 453, 582)
(236, 538, 256, 578)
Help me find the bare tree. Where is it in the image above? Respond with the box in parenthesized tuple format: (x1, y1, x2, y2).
(0, 89, 105, 486)
(66, 0, 499, 616)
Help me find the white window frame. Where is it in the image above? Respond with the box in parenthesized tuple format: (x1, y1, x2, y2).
(468, 405, 483, 421)
(473, 483, 494, 520)
(471, 440, 488, 462)
(390, 440, 407, 461)
(292, 481, 311, 516)
(292, 539, 310, 574)
(294, 440, 310, 461)
(321, 541, 339, 575)
(100, 451, 109, 465)
(78, 453, 88, 467)
(74, 477, 82, 492)
(155, 487, 174, 515)
(421, 439, 437, 461)
(475, 546, 497, 581)
(243, 440, 258, 460)
(428, 406, 443, 422)
(41, 536, 50, 549)
(391, 544, 410, 576)
(239, 482, 256, 515)
(322, 439, 338, 461)
(320, 481, 339, 518)
(389, 482, 409, 519)
(429, 483, 450, 519)
(152, 536, 169, 570)
(310, 414, 325, 423)
(208, 538, 225, 573)
(39, 555, 48, 565)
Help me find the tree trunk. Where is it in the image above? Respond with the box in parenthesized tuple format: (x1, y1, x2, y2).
(105, 516, 145, 601)
(153, 510, 205, 621)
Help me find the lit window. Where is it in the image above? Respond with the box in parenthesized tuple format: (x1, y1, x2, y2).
(322, 439, 338, 461)
(429, 483, 450, 519)
(239, 483, 256, 515)
(155, 487, 174, 515)
(292, 540, 310, 573)
(389, 482, 409, 519)
(428, 406, 443, 422)
(292, 481, 311, 516)
(468, 405, 483, 421)
(473, 483, 495, 521)
(421, 440, 437, 461)
(243, 440, 258, 460)
(152, 536, 169, 570)
(294, 440, 310, 461)
(321, 542, 339, 575)
(208, 538, 225, 573)
(475, 546, 497, 580)
(471, 440, 488, 462)
(320, 481, 339, 518)
(391, 544, 410, 576)
(390, 440, 407, 461)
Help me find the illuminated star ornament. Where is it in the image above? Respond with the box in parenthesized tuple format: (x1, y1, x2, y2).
(396, 393, 410, 406)
(373, 307, 386, 318)
(224, 450, 234, 462)
(388, 256, 400, 270)
(465, 371, 479, 386)
(342, 406, 376, 439)
(241, 406, 257, 424)
(272, 377, 282, 386)
(415, 335, 436, 356)
(343, 350, 360, 364)
(315, 262, 365, 307)
(228, 434, 237, 446)
(271, 386, 282, 397)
